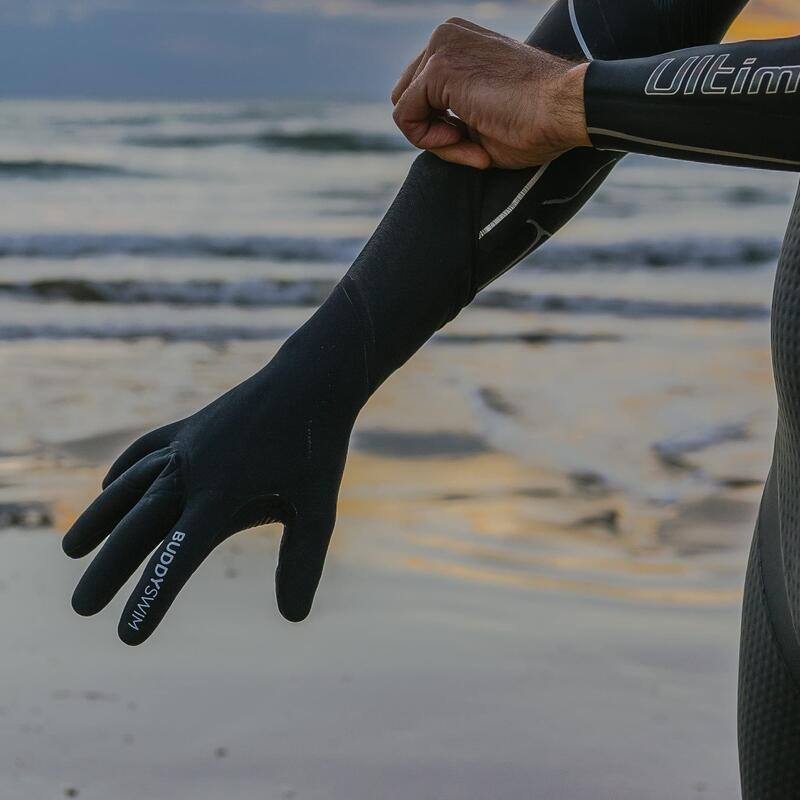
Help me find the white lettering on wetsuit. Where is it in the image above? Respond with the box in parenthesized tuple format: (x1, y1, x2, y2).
(646, 54, 800, 97)
(127, 530, 186, 631)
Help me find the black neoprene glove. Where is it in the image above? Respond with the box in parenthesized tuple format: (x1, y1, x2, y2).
(64, 0, 747, 644)
(64, 159, 480, 644)
(64, 285, 365, 636)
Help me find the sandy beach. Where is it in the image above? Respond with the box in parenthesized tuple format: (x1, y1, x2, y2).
(2, 526, 743, 800)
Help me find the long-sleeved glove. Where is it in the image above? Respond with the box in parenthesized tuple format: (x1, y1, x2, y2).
(63, 0, 748, 644)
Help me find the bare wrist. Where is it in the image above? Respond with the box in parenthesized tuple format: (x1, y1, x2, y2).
(560, 62, 591, 150)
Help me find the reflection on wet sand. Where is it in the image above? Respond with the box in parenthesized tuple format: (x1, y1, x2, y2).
(341, 445, 751, 608)
(401, 555, 741, 606)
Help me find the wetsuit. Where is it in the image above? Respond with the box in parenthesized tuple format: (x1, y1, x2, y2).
(582, 16, 800, 798)
(63, 1, 798, 795)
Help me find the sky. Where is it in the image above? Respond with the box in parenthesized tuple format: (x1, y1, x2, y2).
(0, 0, 793, 100)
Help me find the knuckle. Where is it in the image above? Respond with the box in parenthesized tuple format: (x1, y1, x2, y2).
(432, 22, 452, 42)
(428, 50, 443, 67)
(427, 51, 448, 74)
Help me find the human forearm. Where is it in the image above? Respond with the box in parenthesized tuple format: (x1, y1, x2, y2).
(584, 36, 800, 170)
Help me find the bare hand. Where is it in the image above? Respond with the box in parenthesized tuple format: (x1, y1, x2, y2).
(391, 18, 590, 170)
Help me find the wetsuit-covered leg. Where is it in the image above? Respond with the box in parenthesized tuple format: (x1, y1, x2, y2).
(738, 187, 800, 797)
(555, 6, 800, 793)
(738, 489, 800, 797)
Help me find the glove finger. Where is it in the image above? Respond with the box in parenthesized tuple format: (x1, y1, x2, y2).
(118, 505, 219, 646)
(63, 448, 172, 559)
(71, 465, 183, 617)
(275, 509, 336, 623)
(102, 421, 183, 489)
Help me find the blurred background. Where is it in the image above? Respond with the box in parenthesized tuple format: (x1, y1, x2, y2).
(0, 1, 797, 798)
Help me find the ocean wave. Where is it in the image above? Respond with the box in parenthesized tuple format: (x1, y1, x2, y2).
(519, 236, 781, 270)
(475, 290, 768, 321)
(0, 232, 780, 271)
(0, 234, 360, 261)
(436, 330, 621, 345)
(55, 114, 164, 127)
(56, 107, 315, 128)
(0, 323, 293, 342)
(126, 129, 410, 153)
(0, 160, 148, 180)
(176, 107, 311, 125)
(723, 186, 792, 206)
(0, 277, 769, 322)
(0, 278, 336, 306)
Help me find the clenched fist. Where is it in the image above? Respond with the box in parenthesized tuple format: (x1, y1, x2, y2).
(391, 18, 590, 169)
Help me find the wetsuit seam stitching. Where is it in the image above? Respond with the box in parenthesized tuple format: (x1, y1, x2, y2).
(340, 276, 374, 400)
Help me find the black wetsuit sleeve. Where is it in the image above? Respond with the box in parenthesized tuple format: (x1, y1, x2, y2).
(585, 36, 800, 170)
(64, 0, 749, 648)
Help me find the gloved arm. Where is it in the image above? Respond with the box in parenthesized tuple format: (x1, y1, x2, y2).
(63, 0, 749, 645)
(586, 35, 800, 170)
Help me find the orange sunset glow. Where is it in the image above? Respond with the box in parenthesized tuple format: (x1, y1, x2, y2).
(729, 0, 798, 38)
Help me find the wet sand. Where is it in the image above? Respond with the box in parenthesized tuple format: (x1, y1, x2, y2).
(1, 529, 741, 800)
(0, 294, 773, 798)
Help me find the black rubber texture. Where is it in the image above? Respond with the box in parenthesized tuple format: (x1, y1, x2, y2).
(738, 525, 800, 797)
(585, 29, 800, 169)
(738, 182, 800, 798)
(773, 184, 800, 642)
